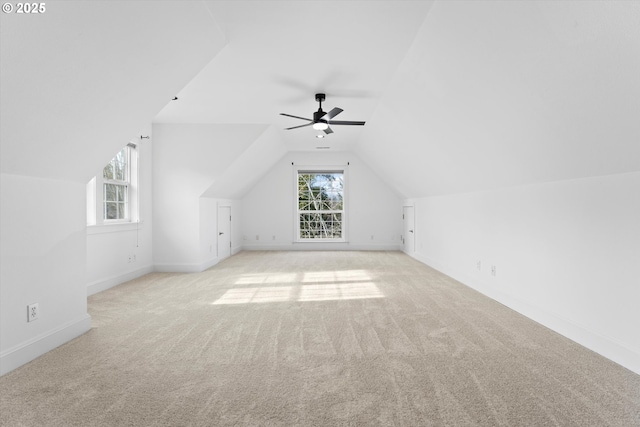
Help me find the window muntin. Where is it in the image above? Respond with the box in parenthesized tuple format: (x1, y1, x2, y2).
(297, 172, 344, 240)
(103, 147, 129, 221)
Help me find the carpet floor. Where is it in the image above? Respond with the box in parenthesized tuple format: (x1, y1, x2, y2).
(1, 251, 639, 426)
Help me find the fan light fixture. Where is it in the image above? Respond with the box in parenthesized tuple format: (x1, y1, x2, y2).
(280, 93, 366, 135)
(316, 134, 325, 139)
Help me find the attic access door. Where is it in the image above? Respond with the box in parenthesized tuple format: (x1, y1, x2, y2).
(403, 206, 415, 254)
(217, 206, 231, 261)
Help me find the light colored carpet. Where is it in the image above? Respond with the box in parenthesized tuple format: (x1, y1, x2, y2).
(1, 251, 639, 426)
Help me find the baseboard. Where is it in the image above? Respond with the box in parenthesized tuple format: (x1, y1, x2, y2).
(153, 263, 204, 273)
(87, 265, 155, 296)
(154, 260, 226, 273)
(242, 243, 402, 251)
(199, 257, 219, 272)
(0, 314, 91, 376)
(407, 250, 640, 376)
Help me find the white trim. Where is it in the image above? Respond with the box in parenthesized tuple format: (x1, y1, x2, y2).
(243, 243, 402, 251)
(216, 199, 233, 207)
(0, 314, 91, 376)
(86, 220, 144, 235)
(200, 257, 219, 272)
(102, 146, 131, 222)
(294, 166, 348, 243)
(88, 144, 140, 226)
(87, 265, 154, 296)
(216, 203, 232, 262)
(154, 263, 209, 274)
(407, 251, 640, 376)
(86, 177, 97, 226)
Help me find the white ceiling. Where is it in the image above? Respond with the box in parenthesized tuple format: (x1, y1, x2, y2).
(1, 1, 225, 182)
(153, 1, 433, 152)
(2, 1, 639, 198)
(156, 0, 640, 197)
(358, 0, 640, 197)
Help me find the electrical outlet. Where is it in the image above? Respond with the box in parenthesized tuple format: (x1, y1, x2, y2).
(256, 235, 259, 241)
(27, 303, 39, 322)
(272, 235, 276, 240)
(132, 254, 136, 262)
(491, 265, 496, 277)
(477, 261, 481, 271)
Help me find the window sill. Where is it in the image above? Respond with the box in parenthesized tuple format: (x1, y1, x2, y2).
(294, 239, 347, 243)
(87, 220, 144, 235)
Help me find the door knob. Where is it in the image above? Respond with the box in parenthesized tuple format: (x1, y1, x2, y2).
(219, 232, 224, 235)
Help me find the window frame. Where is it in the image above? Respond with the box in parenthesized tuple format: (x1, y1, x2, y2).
(102, 146, 130, 222)
(87, 143, 139, 227)
(293, 167, 348, 243)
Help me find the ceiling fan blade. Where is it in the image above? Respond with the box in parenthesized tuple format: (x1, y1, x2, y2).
(323, 126, 334, 135)
(326, 120, 366, 126)
(285, 122, 314, 130)
(280, 113, 312, 121)
(325, 108, 343, 120)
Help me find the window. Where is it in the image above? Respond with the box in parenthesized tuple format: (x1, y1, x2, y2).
(103, 147, 129, 221)
(86, 143, 138, 226)
(297, 171, 345, 241)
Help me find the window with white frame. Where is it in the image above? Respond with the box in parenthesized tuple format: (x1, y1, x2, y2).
(103, 147, 129, 221)
(87, 143, 138, 226)
(296, 170, 345, 241)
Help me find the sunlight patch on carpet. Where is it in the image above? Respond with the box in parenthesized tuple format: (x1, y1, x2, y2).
(234, 272, 300, 285)
(211, 282, 384, 305)
(298, 282, 383, 302)
(211, 286, 293, 304)
(302, 269, 372, 283)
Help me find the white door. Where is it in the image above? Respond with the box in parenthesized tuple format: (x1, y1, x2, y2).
(217, 206, 231, 260)
(403, 206, 415, 254)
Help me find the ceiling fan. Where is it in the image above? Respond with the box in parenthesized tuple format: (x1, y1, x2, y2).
(280, 93, 365, 135)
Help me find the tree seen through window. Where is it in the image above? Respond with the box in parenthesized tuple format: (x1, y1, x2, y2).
(103, 147, 129, 221)
(298, 172, 344, 239)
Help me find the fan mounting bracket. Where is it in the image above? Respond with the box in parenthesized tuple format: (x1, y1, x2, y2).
(315, 93, 326, 103)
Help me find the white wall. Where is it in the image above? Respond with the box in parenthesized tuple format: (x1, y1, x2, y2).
(408, 172, 640, 374)
(1, 2, 228, 376)
(241, 151, 402, 250)
(199, 198, 242, 271)
(0, 174, 91, 375)
(152, 123, 266, 271)
(86, 130, 154, 295)
(199, 198, 218, 269)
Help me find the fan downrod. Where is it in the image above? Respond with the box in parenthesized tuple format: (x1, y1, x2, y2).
(313, 93, 326, 122)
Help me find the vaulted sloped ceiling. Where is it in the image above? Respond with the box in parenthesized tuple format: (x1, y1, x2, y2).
(1, 1, 226, 182)
(152, 0, 433, 199)
(155, 0, 639, 200)
(201, 126, 288, 199)
(154, 0, 433, 154)
(3, 1, 638, 198)
(357, 0, 640, 197)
